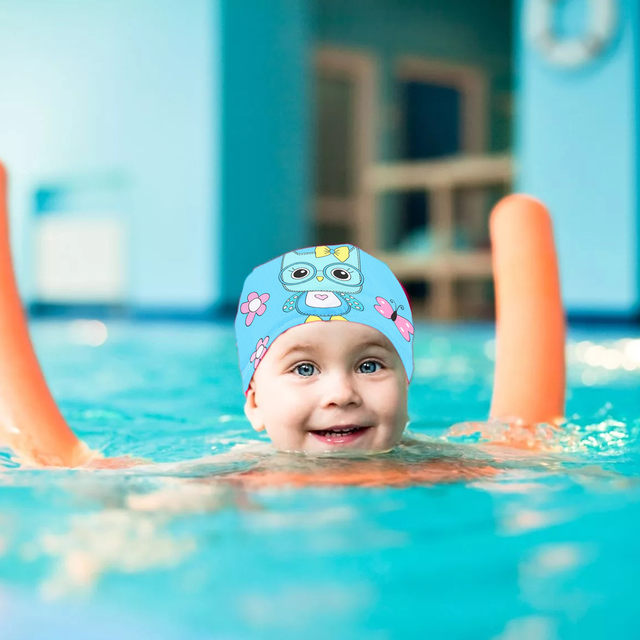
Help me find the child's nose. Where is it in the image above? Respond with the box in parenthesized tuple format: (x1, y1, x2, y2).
(322, 371, 362, 408)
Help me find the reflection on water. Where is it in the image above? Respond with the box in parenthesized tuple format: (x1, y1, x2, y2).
(1, 414, 638, 604)
(28, 508, 198, 599)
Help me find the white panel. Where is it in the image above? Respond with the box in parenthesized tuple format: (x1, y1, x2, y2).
(34, 215, 126, 303)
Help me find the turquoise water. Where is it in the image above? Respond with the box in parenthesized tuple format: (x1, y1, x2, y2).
(1, 320, 639, 639)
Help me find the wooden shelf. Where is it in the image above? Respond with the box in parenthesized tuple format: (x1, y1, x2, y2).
(358, 153, 513, 320)
(365, 154, 512, 192)
(378, 249, 492, 279)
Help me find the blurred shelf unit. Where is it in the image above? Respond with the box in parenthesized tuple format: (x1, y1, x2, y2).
(359, 153, 513, 320)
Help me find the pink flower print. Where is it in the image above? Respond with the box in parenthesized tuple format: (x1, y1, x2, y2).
(250, 336, 270, 369)
(240, 291, 270, 327)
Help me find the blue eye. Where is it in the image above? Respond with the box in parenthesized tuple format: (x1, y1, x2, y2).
(295, 363, 316, 377)
(359, 360, 381, 374)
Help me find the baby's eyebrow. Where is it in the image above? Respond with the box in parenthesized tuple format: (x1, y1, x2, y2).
(279, 344, 317, 359)
(357, 340, 393, 353)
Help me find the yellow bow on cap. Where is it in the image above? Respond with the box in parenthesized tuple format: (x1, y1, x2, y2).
(315, 245, 350, 262)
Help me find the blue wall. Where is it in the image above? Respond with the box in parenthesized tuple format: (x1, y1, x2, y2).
(0, 0, 217, 311)
(219, 0, 311, 304)
(0, 0, 312, 312)
(516, 0, 639, 316)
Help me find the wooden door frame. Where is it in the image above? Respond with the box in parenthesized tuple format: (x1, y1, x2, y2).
(313, 47, 377, 249)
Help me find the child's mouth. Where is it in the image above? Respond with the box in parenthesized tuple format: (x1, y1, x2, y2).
(310, 425, 371, 445)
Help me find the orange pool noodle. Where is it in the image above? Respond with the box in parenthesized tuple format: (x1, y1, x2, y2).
(0, 161, 88, 466)
(489, 194, 565, 425)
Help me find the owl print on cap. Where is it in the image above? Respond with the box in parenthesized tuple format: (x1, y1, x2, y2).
(280, 245, 364, 322)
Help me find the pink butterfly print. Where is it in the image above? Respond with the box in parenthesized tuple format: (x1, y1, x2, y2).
(374, 297, 414, 342)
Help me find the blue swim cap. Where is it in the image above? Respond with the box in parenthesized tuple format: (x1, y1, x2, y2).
(234, 244, 414, 393)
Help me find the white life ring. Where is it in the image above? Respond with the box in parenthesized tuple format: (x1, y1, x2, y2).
(525, 0, 617, 68)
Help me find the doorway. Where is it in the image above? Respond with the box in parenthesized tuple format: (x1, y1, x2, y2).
(395, 56, 487, 249)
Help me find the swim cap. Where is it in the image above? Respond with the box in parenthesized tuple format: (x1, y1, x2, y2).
(234, 244, 414, 393)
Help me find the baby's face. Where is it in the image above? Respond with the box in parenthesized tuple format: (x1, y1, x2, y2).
(244, 321, 409, 453)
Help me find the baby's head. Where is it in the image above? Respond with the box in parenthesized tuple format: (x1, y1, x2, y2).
(234, 245, 414, 453)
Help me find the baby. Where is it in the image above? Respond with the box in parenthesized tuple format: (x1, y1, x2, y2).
(234, 244, 415, 454)
(234, 208, 566, 460)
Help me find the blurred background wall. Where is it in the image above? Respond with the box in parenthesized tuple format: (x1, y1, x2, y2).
(220, 0, 310, 306)
(0, 0, 218, 313)
(517, 0, 639, 318)
(0, 0, 637, 320)
(313, 0, 512, 160)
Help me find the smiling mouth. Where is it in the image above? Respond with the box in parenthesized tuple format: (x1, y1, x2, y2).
(309, 425, 372, 444)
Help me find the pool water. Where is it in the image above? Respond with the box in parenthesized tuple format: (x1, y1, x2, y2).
(1, 320, 639, 639)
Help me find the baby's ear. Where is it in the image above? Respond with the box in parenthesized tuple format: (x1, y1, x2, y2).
(243, 380, 266, 432)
